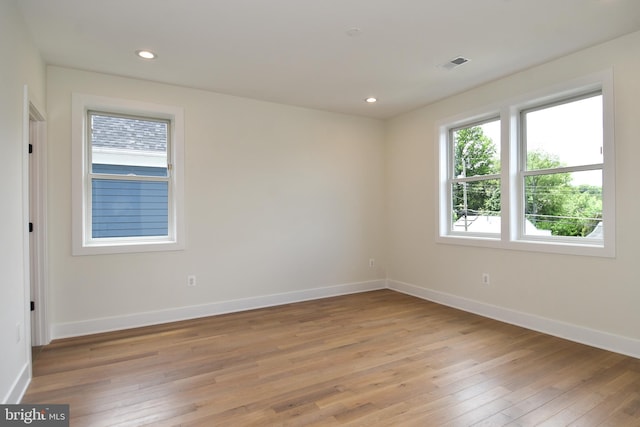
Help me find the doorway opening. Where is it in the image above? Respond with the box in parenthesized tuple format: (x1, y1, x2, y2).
(27, 96, 48, 350)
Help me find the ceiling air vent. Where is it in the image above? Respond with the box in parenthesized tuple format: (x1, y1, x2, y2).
(440, 56, 471, 70)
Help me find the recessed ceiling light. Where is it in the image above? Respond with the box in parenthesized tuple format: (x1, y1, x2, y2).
(136, 50, 157, 60)
(365, 97, 378, 103)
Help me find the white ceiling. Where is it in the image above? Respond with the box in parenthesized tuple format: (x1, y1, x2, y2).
(18, 0, 640, 119)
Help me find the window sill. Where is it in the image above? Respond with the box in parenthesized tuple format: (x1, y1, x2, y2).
(72, 238, 184, 256)
(437, 234, 614, 258)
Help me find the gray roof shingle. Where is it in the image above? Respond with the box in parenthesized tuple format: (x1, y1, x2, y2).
(91, 113, 167, 152)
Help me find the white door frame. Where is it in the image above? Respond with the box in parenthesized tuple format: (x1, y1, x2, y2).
(24, 85, 49, 347)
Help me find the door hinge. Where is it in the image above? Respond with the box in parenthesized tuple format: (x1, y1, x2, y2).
(30, 301, 35, 311)
(28, 144, 33, 154)
(29, 222, 34, 233)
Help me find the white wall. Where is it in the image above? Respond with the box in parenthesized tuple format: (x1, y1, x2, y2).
(0, 0, 46, 403)
(47, 67, 386, 336)
(386, 31, 640, 354)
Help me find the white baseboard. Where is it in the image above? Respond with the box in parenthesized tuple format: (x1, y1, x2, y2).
(52, 280, 386, 340)
(3, 362, 30, 404)
(49, 278, 640, 360)
(387, 279, 640, 360)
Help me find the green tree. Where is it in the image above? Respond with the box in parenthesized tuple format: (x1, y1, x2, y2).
(524, 150, 571, 227)
(525, 150, 601, 236)
(453, 126, 500, 218)
(454, 127, 498, 177)
(550, 185, 602, 236)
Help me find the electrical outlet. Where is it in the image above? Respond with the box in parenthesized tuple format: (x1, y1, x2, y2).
(16, 322, 22, 343)
(481, 273, 490, 285)
(187, 275, 197, 287)
(369, 258, 375, 268)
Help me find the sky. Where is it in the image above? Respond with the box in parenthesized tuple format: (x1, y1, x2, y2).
(479, 94, 602, 186)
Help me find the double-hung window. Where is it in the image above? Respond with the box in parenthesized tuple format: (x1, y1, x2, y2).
(73, 94, 184, 255)
(521, 92, 604, 242)
(449, 119, 501, 236)
(89, 112, 171, 239)
(438, 71, 615, 257)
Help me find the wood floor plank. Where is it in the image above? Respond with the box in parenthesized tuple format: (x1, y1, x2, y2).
(22, 290, 640, 426)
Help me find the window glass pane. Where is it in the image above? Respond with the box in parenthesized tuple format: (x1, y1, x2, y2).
(92, 179, 168, 238)
(452, 179, 501, 233)
(452, 120, 500, 179)
(525, 94, 602, 170)
(524, 170, 602, 238)
(90, 113, 168, 177)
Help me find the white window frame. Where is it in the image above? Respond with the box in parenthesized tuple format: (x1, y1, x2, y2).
(446, 116, 502, 240)
(72, 94, 185, 255)
(437, 70, 615, 257)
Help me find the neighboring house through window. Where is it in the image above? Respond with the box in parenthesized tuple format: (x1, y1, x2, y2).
(72, 94, 184, 255)
(90, 113, 170, 239)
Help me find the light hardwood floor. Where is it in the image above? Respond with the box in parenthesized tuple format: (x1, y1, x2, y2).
(23, 290, 640, 426)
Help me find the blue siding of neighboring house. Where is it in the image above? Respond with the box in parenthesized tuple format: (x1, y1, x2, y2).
(92, 164, 168, 238)
(93, 163, 168, 177)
